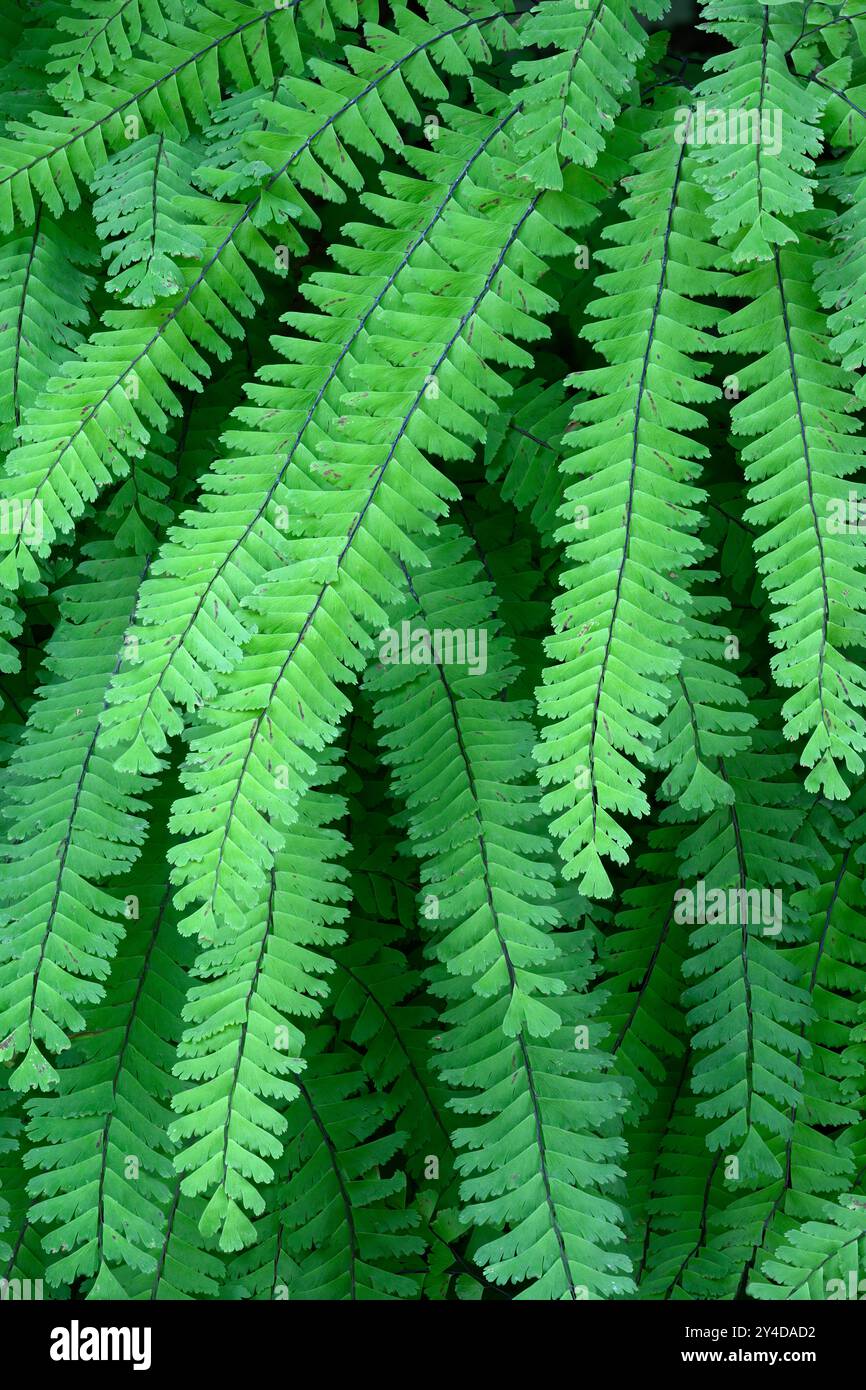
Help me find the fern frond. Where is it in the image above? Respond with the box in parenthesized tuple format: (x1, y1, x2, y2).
(638, 1079, 739, 1300)
(716, 831, 866, 1292)
(749, 1200, 866, 1299)
(510, 0, 657, 190)
(483, 374, 570, 545)
(22, 861, 189, 1298)
(691, 0, 825, 262)
(367, 527, 632, 1299)
(330, 915, 452, 1174)
(676, 727, 821, 1181)
(45, 0, 177, 102)
(0, 208, 95, 450)
(601, 832, 689, 1120)
(0, 545, 157, 1090)
(534, 94, 725, 897)
(655, 572, 756, 816)
(168, 773, 351, 1252)
(0, 7, 513, 595)
(721, 216, 866, 797)
(229, 1027, 425, 1299)
(815, 65, 866, 397)
(117, 1185, 226, 1299)
(90, 133, 205, 305)
(0, 1076, 48, 1295)
(0, 1, 302, 230)
(153, 114, 607, 940)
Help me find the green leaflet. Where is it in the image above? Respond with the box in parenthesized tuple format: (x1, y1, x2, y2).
(90, 133, 206, 305)
(45, 0, 178, 101)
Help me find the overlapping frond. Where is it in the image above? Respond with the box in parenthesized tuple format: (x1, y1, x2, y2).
(22, 860, 189, 1298)
(813, 62, 866, 397)
(229, 1027, 425, 1300)
(749, 1201, 866, 1300)
(0, 1, 303, 229)
(483, 374, 570, 545)
(367, 527, 632, 1299)
(153, 112, 612, 943)
(90, 133, 205, 305)
(691, 0, 825, 262)
(637, 1079, 739, 1301)
(601, 831, 689, 1121)
(0, 543, 158, 1090)
(676, 727, 821, 1181)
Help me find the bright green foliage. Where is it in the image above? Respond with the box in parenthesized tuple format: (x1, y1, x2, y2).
(0, 209, 95, 448)
(0, 0, 865, 1309)
(229, 1028, 425, 1299)
(535, 93, 724, 897)
(169, 774, 351, 1251)
(692, 0, 826, 262)
(90, 134, 205, 305)
(749, 1201, 866, 1299)
(721, 220, 866, 798)
(511, 0, 657, 190)
(23, 847, 189, 1298)
(45, 0, 177, 99)
(637, 1079, 740, 1300)
(367, 529, 632, 1298)
(0, 543, 158, 1092)
(817, 63, 866, 400)
(676, 728, 820, 1182)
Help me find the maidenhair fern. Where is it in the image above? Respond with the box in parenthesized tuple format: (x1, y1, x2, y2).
(0, 0, 865, 1310)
